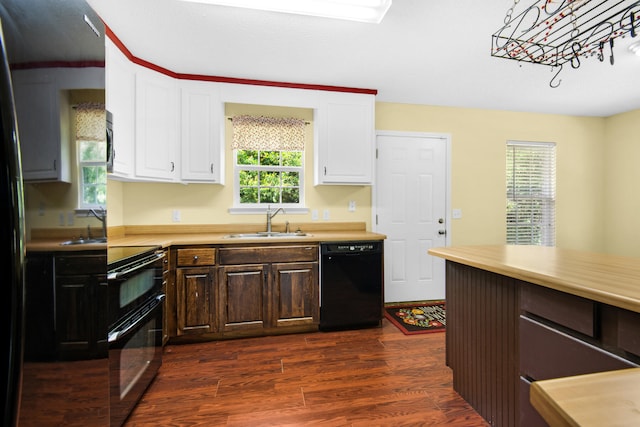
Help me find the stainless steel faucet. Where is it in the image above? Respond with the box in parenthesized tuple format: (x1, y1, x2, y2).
(266, 205, 284, 233)
(88, 206, 107, 239)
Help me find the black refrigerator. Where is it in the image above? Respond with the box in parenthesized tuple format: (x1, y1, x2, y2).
(0, 20, 25, 427)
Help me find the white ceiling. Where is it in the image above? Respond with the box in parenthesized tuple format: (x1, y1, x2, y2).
(4, 0, 640, 117)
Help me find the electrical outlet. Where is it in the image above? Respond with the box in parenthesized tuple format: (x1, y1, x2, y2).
(323, 209, 330, 220)
(59, 212, 65, 226)
(452, 208, 462, 219)
(67, 211, 74, 226)
(311, 209, 318, 221)
(348, 200, 356, 212)
(172, 210, 181, 222)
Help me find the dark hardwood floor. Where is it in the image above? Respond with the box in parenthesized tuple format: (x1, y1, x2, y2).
(124, 319, 488, 426)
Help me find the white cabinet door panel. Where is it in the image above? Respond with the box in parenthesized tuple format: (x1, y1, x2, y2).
(105, 40, 135, 179)
(135, 68, 179, 181)
(180, 81, 223, 183)
(315, 92, 374, 185)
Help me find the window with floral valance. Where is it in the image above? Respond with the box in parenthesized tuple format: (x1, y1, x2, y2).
(76, 102, 106, 209)
(231, 115, 306, 208)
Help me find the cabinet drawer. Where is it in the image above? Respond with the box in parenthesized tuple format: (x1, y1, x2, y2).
(520, 281, 595, 337)
(618, 309, 640, 357)
(520, 316, 636, 381)
(176, 248, 216, 266)
(56, 253, 106, 275)
(218, 245, 318, 265)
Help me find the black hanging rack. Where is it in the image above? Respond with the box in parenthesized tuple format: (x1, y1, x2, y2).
(492, 0, 640, 68)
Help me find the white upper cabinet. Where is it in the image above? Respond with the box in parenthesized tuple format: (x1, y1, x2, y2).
(315, 91, 375, 185)
(12, 71, 66, 182)
(135, 67, 179, 182)
(12, 67, 104, 183)
(104, 40, 376, 185)
(180, 81, 223, 183)
(105, 39, 135, 179)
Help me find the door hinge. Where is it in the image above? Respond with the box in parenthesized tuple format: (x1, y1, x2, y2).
(376, 148, 378, 159)
(376, 214, 378, 225)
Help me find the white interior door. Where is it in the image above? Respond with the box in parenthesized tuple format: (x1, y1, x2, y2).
(375, 132, 449, 303)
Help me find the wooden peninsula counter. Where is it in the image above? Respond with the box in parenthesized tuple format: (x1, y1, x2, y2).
(428, 245, 640, 427)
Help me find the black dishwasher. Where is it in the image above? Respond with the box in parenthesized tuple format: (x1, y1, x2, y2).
(319, 241, 383, 331)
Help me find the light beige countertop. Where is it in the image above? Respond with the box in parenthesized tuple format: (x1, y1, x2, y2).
(530, 368, 640, 427)
(27, 222, 386, 252)
(428, 244, 640, 314)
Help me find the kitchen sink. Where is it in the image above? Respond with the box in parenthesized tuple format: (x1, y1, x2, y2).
(60, 237, 108, 245)
(224, 232, 310, 239)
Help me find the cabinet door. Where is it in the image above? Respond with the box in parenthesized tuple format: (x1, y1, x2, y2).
(271, 262, 319, 328)
(219, 264, 268, 332)
(56, 274, 93, 358)
(24, 254, 56, 361)
(12, 71, 68, 182)
(135, 67, 179, 181)
(180, 81, 223, 183)
(176, 267, 216, 335)
(315, 91, 375, 185)
(105, 39, 135, 179)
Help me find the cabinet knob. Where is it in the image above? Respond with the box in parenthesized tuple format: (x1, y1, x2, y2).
(193, 255, 199, 261)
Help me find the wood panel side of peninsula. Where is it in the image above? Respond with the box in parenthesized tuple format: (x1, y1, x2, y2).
(428, 245, 640, 427)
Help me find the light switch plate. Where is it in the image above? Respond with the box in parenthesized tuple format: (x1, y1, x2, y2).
(323, 209, 330, 220)
(172, 210, 181, 222)
(452, 208, 462, 219)
(311, 209, 318, 221)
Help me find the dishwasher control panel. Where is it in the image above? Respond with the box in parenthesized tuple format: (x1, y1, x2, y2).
(321, 241, 382, 254)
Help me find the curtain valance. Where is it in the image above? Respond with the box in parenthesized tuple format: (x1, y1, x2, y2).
(75, 103, 106, 142)
(231, 115, 305, 151)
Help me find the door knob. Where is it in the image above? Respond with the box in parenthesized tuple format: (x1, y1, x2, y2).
(438, 229, 446, 235)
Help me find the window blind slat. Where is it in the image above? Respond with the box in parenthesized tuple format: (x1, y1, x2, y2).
(506, 141, 556, 246)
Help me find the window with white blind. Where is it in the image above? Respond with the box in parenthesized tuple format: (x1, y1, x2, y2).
(506, 141, 556, 246)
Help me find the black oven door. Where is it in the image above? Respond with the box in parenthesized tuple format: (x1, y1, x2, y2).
(109, 293, 164, 427)
(108, 250, 164, 327)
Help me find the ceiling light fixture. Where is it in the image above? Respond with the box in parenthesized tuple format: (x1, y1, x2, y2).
(629, 41, 640, 56)
(180, 0, 392, 23)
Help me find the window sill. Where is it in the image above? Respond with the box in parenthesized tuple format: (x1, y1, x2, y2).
(228, 207, 309, 215)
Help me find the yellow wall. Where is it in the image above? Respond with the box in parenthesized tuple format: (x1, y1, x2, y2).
(109, 103, 372, 229)
(376, 103, 606, 251)
(38, 96, 638, 256)
(603, 109, 640, 257)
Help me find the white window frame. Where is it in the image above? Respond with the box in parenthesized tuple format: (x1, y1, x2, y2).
(506, 140, 556, 246)
(75, 107, 107, 211)
(230, 149, 307, 214)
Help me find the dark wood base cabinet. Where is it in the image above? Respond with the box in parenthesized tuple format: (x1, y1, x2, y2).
(169, 244, 319, 342)
(446, 262, 640, 427)
(25, 251, 107, 361)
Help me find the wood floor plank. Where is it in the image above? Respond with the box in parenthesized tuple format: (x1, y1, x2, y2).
(124, 319, 488, 426)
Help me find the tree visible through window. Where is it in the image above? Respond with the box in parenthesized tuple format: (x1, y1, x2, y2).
(235, 149, 303, 205)
(76, 104, 106, 209)
(506, 141, 556, 246)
